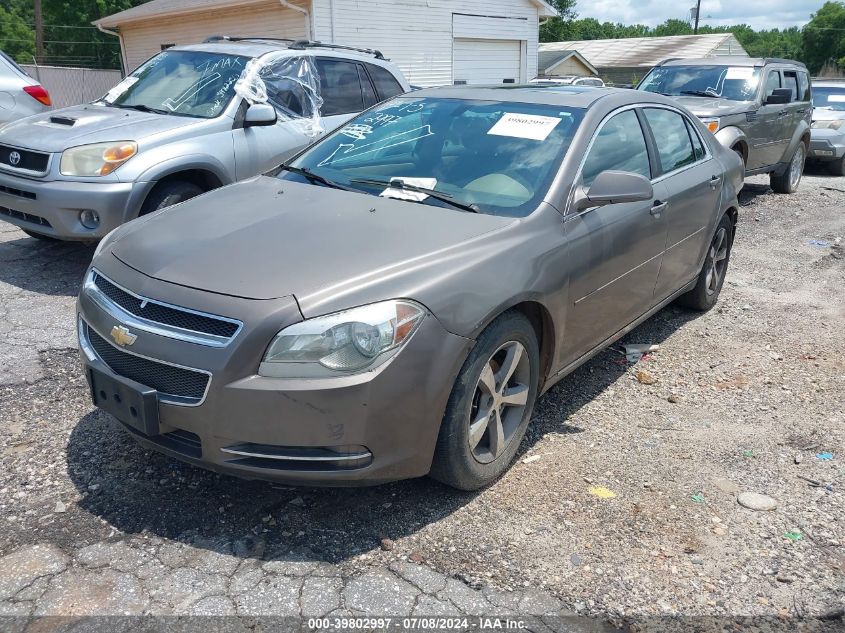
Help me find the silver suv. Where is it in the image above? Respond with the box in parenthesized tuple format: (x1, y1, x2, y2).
(809, 79, 845, 176)
(639, 57, 812, 193)
(0, 38, 409, 240)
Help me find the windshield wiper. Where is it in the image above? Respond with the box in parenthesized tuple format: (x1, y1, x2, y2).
(350, 178, 479, 213)
(280, 165, 359, 192)
(111, 103, 171, 115)
(680, 90, 720, 98)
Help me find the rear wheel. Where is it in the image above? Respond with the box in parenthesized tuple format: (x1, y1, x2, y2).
(677, 213, 734, 311)
(140, 180, 204, 216)
(828, 155, 845, 177)
(770, 142, 806, 193)
(430, 311, 539, 491)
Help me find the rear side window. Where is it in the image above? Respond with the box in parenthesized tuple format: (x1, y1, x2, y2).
(315, 58, 364, 116)
(783, 71, 800, 101)
(582, 109, 651, 186)
(643, 108, 697, 174)
(366, 64, 404, 100)
(685, 119, 706, 161)
(357, 64, 379, 108)
(763, 70, 781, 97)
(797, 72, 811, 102)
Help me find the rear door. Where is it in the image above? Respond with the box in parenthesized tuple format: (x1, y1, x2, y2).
(782, 69, 812, 151)
(748, 68, 787, 168)
(562, 107, 669, 364)
(643, 107, 721, 298)
(315, 57, 367, 131)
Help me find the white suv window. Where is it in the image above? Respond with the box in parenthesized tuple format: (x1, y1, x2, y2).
(316, 58, 365, 116)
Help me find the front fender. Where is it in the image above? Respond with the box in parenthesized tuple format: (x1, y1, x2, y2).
(714, 126, 748, 156)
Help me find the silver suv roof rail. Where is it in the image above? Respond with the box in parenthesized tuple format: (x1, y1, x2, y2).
(764, 58, 807, 67)
(204, 35, 296, 45)
(288, 40, 386, 60)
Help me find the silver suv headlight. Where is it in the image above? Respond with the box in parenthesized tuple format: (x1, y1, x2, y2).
(60, 141, 138, 177)
(812, 119, 844, 130)
(260, 300, 426, 378)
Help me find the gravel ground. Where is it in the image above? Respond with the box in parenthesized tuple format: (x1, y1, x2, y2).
(0, 168, 842, 626)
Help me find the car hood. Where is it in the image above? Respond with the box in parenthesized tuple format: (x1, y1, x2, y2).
(108, 177, 514, 301)
(670, 96, 755, 117)
(0, 103, 199, 153)
(813, 108, 845, 121)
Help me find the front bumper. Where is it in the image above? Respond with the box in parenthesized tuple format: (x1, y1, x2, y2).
(0, 168, 144, 240)
(77, 258, 472, 486)
(809, 128, 845, 160)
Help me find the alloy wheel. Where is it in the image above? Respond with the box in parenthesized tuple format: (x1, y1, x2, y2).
(789, 144, 805, 190)
(468, 341, 531, 464)
(705, 227, 729, 296)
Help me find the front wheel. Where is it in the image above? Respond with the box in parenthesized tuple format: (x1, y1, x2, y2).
(430, 311, 540, 491)
(770, 142, 806, 194)
(677, 214, 734, 311)
(140, 180, 204, 216)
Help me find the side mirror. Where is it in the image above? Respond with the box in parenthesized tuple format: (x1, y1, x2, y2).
(575, 170, 654, 211)
(765, 88, 792, 105)
(244, 103, 278, 127)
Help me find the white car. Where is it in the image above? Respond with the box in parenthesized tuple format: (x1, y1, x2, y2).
(0, 51, 51, 127)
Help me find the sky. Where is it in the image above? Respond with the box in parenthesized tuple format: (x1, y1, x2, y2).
(576, 0, 825, 31)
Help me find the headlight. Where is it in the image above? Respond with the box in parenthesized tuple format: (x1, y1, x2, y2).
(60, 141, 137, 176)
(812, 119, 844, 130)
(260, 300, 426, 377)
(699, 118, 720, 134)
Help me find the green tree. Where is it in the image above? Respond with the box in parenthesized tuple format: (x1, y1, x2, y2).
(0, 4, 35, 63)
(540, 0, 578, 42)
(802, 1, 845, 73)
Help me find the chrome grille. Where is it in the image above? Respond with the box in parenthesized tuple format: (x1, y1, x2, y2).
(88, 271, 241, 345)
(86, 324, 210, 402)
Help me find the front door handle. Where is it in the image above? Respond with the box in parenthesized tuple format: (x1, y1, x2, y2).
(778, 109, 789, 117)
(650, 200, 668, 216)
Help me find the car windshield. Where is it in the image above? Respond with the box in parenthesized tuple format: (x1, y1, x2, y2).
(101, 50, 249, 119)
(639, 65, 761, 101)
(813, 86, 845, 111)
(282, 97, 584, 217)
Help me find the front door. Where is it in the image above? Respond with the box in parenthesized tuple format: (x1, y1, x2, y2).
(561, 108, 668, 365)
(642, 107, 722, 298)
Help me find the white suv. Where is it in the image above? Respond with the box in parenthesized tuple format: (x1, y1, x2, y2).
(0, 38, 409, 240)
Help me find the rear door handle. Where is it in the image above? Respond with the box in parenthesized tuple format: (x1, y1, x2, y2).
(778, 109, 789, 117)
(650, 200, 668, 216)
(709, 175, 722, 189)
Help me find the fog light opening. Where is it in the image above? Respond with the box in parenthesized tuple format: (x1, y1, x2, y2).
(79, 209, 100, 230)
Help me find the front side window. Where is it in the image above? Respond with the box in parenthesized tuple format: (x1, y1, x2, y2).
(813, 86, 845, 111)
(283, 97, 584, 217)
(103, 50, 248, 118)
(764, 70, 781, 98)
(367, 64, 404, 100)
(581, 109, 650, 186)
(644, 108, 697, 174)
(316, 58, 364, 116)
(639, 65, 761, 101)
(783, 71, 800, 101)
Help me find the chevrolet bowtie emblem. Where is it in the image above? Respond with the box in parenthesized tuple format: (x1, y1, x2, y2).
(110, 325, 137, 347)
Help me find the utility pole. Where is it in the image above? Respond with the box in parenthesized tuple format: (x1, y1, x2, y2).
(693, 0, 702, 34)
(33, 0, 44, 64)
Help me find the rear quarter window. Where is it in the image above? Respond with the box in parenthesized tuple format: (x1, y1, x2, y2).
(367, 64, 404, 100)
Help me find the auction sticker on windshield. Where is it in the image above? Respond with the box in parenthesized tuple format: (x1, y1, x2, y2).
(105, 76, 139, 102)
(488, 113, 561, 141)
(725, 67, 755, 81)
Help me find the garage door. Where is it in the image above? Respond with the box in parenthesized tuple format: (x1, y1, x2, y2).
(453, 38, 522, 85)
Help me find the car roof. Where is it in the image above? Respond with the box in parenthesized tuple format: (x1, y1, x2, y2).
(171, 40, 392, 65)
(661, 56, 806, 68)
(406, 84, 643, 108)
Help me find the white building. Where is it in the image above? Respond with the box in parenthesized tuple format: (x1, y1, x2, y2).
(95, 0, 557, 86)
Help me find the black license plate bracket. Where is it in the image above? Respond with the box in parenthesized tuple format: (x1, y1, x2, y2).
(89, 364, 160, 436)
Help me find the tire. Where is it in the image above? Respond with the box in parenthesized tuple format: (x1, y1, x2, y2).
(677, 213, 734, 312)
(139, 180, 204, 216)
(430, 311, 540, 491)
(770, 142, 806, 194)
(21, 228, 58, 241)
(828, 155, 845, 177)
